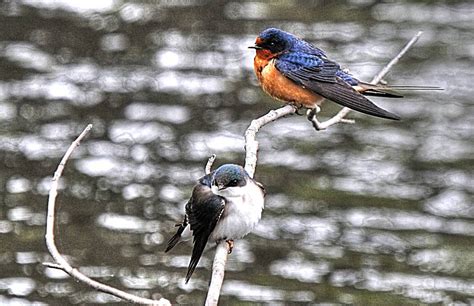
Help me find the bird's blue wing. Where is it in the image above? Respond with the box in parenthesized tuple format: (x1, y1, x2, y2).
(335, 69, 359, 86)
(184, 177, 225, 283)
(294, 39, 328, 57)
(275, 52, 400, 120)
(276, 52, 340, 83)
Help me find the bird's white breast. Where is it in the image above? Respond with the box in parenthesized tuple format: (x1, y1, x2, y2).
(210, 182, 264, 242)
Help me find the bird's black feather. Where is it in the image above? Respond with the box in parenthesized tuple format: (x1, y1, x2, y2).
(280, 65, 401, 120)
(184, 182, 225, 283)
(275, 50, 400, 120)
(165, 216, 188, 253)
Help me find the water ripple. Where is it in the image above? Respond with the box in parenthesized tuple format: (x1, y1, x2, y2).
(96, 213, 160, 233)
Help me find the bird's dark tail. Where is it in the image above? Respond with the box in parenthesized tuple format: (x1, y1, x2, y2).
(185, 233, 213, 284)
(165, 219, 188, 253)
(307, 78, 401, 120)
(357, 82, 443, 98)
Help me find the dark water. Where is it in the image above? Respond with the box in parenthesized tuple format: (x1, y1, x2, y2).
(0, 0, 473, 305)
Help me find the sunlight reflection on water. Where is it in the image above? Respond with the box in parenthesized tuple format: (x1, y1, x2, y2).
(0, 278, 36, 296)
(0, 0, 473, 304)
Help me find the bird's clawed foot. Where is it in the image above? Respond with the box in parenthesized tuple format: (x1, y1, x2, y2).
(288, 102, 305, 115)
(306, 106, 324, 131)
(306, 107, 355, 131)
(226, 240, 234, 254)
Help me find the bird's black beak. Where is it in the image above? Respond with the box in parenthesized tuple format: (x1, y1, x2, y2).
(212, 180, 226, 191)
(248, 45, 263, 50)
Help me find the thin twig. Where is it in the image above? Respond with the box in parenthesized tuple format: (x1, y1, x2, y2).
(307, 107, 355, 131)
(244, 104, 297, 178)
(310, 31, 423, 130)
(371, 31, 423, 85)
(205, 154, 217, 174)
(205, 242, 230, 306)
(43, 262, 64, 270)
(44, 124, 170, 306)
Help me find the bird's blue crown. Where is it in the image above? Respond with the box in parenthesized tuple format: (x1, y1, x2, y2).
(257, 27, 327, 57)
(259, 28, 296, 43)
(257, 28, 297, 53)
(212, 164, 248, 188)
(214, 164, 246, 180)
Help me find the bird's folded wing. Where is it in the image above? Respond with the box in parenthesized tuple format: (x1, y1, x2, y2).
(276, 53, 339, 83)
(184, 184, 225, 283)
(299, 76, 400, 120)
(276, 56, 400, 120)
(164, 216, 188, 252)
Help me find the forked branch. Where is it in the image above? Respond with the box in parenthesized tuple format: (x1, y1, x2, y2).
(308, 31, 424, 130)
(205, 31, 424, 304)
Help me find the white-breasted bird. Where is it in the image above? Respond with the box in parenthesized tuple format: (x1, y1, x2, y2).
(165, 164, 265, 283)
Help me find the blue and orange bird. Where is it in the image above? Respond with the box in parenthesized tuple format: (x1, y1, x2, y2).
(250, 28, 437, 121)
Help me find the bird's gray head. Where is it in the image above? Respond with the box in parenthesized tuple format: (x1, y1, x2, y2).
(211, 164, 248, 192)
(251, 27, 296, 54)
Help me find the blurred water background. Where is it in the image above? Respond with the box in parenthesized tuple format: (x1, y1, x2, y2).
(0, 0, 473, 304)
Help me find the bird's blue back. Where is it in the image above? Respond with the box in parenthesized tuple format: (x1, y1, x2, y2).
(266, 28, 361, 86)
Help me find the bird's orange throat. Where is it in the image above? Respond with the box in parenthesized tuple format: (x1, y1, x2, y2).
(253, 49, 279, 77)
(255, 49, 274, 60)
(254, 53, 269, 74)
(253, 49, 286, 74)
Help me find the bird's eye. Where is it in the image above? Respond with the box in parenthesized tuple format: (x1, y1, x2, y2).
(229, 179, 239, 186)
(269, 41, 276, 46)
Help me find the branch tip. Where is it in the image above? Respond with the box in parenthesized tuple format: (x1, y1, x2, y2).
(205, 154, 217, 174)
(314, 31, 423, 129)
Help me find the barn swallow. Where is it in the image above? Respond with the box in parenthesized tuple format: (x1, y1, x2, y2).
(250, 28, 439, 120)
(165, 164, 265, 283)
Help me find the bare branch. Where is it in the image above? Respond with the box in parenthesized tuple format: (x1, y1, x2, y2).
(42, 262, 64, 270)
(306, 107, 355, 131)
(244, 104, 298, 178)
(205, 154, 217, 174)
(44, 124, 170, 306)
(370, 31, 424, 85)
(205, 242, 230, 306)
(309, 31, 423, 130)
(204, 105, 297, 304)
